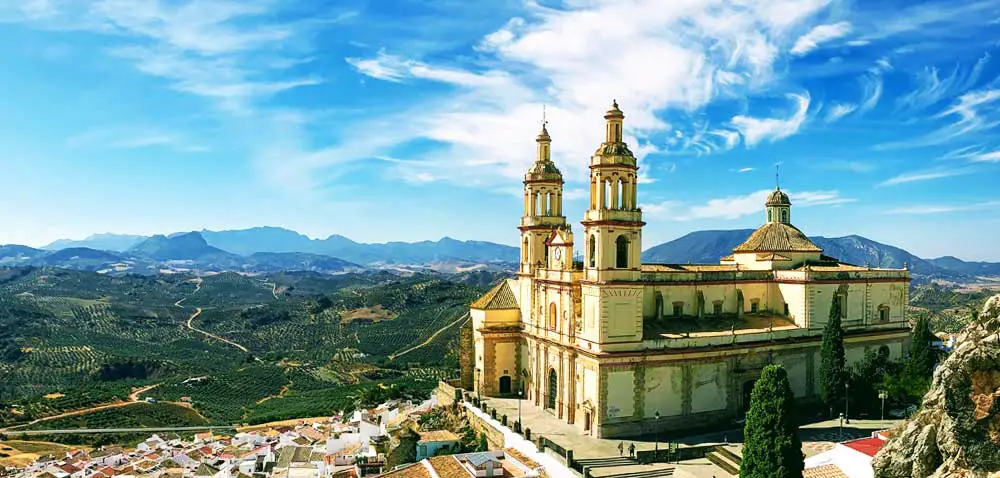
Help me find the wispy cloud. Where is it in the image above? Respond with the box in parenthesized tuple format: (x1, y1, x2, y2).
(877, 166, 977, 186)
(790, 22, 852, 56)
(730, 93, 811, 148)
(825, 103, 857, 123)
(878, 87, 1000, 150)
(66, 127, 207, 152)
(643, 189, 854, 221)
(858, 71, 884, 113)
(737, 167, 755, 173)
(885, 200, 1000, 215)
(895, 54, 990, 113)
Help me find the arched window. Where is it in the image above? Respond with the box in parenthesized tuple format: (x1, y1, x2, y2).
(588, 235, 596, 268)
(604, 180, 611, 209)
(549, 303, 557, 330)
(617, 178, 624, 210)
(615, 235, 629, 269)
(767, 210, 773, 222)
(879, 305, 890, 322)
(781, 209, 788, 223)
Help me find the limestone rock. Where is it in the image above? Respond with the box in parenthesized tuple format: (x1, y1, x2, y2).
(874, 294, 1000, 478)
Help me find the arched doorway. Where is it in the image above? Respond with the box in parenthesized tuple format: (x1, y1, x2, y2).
(498, 376, 512, 395)
(547, 369, 558, 410)
(742, 379, 757, 412)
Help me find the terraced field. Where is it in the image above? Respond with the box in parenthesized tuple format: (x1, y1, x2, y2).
(0, 267, 501, 430)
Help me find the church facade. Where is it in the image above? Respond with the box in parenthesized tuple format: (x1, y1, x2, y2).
(469, 102, 911, 438)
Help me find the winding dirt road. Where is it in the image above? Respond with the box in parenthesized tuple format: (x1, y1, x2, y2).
(389, 312, 469, 360)
(1, 384, 163, 432)
(185, 308, 249, 353)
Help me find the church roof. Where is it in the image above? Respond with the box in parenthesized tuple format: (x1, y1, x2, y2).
(733, 222, 823, 253)
(766, 188, 791, 206)
(470, 280, 519, 310)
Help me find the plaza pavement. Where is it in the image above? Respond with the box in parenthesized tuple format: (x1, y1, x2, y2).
(482, 396, 900, 477)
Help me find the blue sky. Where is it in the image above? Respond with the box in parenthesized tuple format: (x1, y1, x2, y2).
(1, 0, 999, 260)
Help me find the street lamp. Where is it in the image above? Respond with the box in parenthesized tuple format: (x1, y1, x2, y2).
(518, 386, 523, 432)
(879, 390, 888, 423)
(839, 412, 844, 441)
(845, 382, 850, 424)
(654, 411, 660, 461)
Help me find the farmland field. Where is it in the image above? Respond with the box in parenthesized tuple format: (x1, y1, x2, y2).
(0, 267, 502, 429)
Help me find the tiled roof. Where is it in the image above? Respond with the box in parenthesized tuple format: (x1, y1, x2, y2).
(470, 280, 519, 310)
(733, 222, 822, 253)
(428, 456, 468, 477)
(417, 430, 460, 443)
(804, 464, 849, 478)
(379, 462, 432, 478)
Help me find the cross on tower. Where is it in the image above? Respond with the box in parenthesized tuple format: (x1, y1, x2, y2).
(542, 104, 548, 127)
(775, 164, 781, 189)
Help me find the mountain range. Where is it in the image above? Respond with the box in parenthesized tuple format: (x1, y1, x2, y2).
(0, 226, 994, 283)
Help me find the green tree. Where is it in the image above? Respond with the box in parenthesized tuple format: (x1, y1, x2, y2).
(741, 365, 803, 478)
(819, 298, 846, 417)
(907, 315, 938, 380)
(477, 433, 489, 452)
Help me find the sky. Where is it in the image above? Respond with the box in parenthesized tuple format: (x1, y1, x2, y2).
(1, 0, 999, 261)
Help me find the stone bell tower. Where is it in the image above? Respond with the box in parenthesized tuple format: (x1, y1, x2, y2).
(582, 101, 644, 283)
(519, 121, 567, 276)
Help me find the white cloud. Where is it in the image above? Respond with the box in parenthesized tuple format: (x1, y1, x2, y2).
(318, 0, 836, 191)
(730, 93, 811, 148)
(878, 87, 1000, 150)
(825, 103, 857, 122)
(738, 167, 755, 173)
(895, 54, 990, 113)
(885, 200, 1000, 215)
(790, 22, 852, 56)
(858, 71, 883, 113)
(644, 189, 853, 221)
(878, 167, 976, 186)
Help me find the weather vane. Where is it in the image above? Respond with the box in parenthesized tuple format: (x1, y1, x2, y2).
(542, 104, 547, 127)
(775, 164, 780, 189)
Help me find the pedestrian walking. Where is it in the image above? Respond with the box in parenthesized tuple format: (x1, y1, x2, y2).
(628, 443, 635, 458)
(617, 441, 624, 456)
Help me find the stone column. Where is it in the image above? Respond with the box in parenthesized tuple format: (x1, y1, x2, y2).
(681, 365, 693, 416)
(558, 350, 565, 419)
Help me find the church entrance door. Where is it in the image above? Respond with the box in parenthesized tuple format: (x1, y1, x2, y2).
(547, 369, 558, 410)
(498, 376, 512, 395)
(742, 379, 757, 412)
(584, 412, 592, 431)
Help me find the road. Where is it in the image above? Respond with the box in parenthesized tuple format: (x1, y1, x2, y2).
(389, 312, 469, 360)
(2, 426, 235, 437)
(185, 307, 250, 353)
(2, 384, 162, 433)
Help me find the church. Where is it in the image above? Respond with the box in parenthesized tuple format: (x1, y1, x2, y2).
(469, 101, 912, 438)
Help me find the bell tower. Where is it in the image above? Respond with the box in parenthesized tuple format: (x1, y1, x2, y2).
(519, 120, 567, 276)
(581, 101, 644, 283)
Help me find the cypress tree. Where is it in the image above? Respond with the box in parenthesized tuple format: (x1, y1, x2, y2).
(907, 315, 938, 380)
(819, 297, 846, 417)
(741, 364, 803, 478)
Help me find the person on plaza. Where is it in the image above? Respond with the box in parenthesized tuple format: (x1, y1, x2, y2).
(617, 442, 624, 456)
(628, 443, 635, 458)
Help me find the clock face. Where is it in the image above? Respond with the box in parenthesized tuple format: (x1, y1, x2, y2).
(554, 248, 562, 260)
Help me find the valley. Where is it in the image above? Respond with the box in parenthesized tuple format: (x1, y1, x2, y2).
(0, 267, 497, 432)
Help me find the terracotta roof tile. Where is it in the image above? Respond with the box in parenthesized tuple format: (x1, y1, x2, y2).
(379, 462, 432, 478)
(428, 456, 469, 477)
(417, 430, 460, 443)
(804, 464, 849, 478)
(470, 280, 519, 310)
(733, 222, 822, 253)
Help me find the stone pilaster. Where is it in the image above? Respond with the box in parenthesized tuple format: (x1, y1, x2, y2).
(681, 365, 693, 415)
(632, 363, 646, 421)
(557, 349, 565, 419)
(567, 353, 577, 424)
(534, 341, 542, 406)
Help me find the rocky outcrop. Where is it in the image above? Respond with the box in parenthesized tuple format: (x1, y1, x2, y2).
(874, 294, 1000, 477)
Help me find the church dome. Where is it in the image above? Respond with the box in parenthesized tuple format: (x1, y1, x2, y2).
(766, 188, 791, 206)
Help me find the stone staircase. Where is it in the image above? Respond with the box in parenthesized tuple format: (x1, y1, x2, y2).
(574, 457, 675, 478)
(704, 445, 741, 476)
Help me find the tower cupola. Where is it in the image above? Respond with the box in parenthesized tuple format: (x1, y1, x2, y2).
(765, 187, 791, 224)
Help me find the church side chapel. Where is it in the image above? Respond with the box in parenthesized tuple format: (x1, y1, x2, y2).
(469, 101, 911, 438)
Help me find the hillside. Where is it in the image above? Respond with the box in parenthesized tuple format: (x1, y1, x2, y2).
(0, 267, 500, 429)
(43, 234, 145, 252)
(129, 232, 236, 262)
(642, 229, 993, 283)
